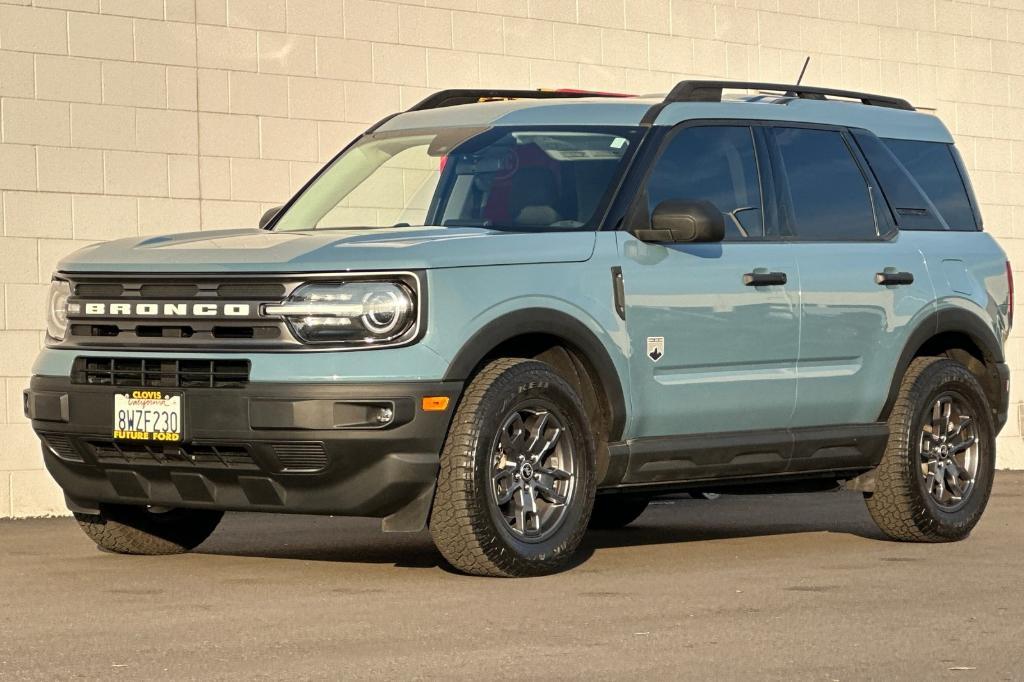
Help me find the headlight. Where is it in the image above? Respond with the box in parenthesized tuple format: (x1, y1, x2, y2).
(46, 279, 76, 341)
(266, 280, 417, 345)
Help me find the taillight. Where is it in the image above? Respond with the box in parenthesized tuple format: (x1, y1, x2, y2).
(1007, 260, 1014, 330)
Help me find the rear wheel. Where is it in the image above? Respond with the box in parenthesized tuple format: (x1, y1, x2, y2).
(866, 357, 995, 542)
(588, 496, 649, 529)
(430, 358, 597, 577)
(74, 504, 223, 555)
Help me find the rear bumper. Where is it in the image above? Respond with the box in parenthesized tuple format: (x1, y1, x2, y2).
(25, 376, 462, 530)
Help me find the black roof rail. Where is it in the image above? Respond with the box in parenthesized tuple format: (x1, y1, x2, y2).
(640, 79, 915, 125)
(408, 88, 632, 111)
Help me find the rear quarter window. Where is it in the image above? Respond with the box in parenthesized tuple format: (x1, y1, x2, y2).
(881, 139, 979, 231)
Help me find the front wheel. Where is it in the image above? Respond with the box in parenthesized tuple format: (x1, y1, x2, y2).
(865, 357, 995, 542)
(75, 504, 223, 555)
(429, 358, 597, 577)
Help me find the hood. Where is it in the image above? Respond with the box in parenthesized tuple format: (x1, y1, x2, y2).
(56, 226, 597, 274)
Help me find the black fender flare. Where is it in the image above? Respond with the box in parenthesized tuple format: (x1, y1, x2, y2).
(442, 308, 627, 441)
(879, 307, 1004, 422)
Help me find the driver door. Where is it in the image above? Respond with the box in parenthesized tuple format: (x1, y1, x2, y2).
(617, 123, 800, 478)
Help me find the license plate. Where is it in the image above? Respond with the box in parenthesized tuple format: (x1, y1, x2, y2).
(113, 390, 182, 442)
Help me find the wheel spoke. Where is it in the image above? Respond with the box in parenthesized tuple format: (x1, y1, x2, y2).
(944, 465, 964, 498)
(956, 463, 973, 481)
(950, 416, 972, 438)
(950, 436, 976, 455)
(524, 411, 550, 455)
(941, 399, 953, 436)
(934, 468, 947, 500)
(539, 466, 571, 481)
(500, 413, 527, 455)
(534, 476, 567, 505)
(532, 427, 563, 460)
(493, 468, 521, 506)
(514, 486, 539, 536)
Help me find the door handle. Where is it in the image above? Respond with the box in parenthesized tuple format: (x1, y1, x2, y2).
(875, 271, 914, 286)
(743, 271, 787, 287)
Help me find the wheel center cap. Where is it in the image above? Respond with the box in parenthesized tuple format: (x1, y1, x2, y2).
(520, 462, 535, 479)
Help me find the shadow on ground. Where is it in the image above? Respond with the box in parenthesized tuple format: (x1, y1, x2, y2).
(195, 489, 890, 572)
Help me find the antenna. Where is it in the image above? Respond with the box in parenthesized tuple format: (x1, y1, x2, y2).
(795, 56, 810, 86)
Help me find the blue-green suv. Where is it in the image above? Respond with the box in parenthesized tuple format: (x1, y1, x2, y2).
(26, 81, 1012, 576)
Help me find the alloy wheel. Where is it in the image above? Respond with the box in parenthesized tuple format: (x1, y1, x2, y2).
(489, 404, 576, 543)
(918, 393, 980, 512)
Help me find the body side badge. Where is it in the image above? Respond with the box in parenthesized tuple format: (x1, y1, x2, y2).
(647, 336, 664, 362)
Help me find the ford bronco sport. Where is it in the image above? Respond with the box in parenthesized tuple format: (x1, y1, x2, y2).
(26, 81, 1012, 577)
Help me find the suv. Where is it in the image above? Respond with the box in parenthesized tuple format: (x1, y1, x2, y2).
(26, 81, 1012, 577)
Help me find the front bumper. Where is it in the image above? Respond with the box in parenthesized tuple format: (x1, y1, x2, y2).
(25, 376, 462, 530)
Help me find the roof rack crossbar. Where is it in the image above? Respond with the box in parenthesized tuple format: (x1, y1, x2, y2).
(407, 88, 632, 112)
(662, 80, 915, 111)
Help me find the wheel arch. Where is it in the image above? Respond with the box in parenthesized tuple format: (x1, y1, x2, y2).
(880, 308, 1005, 424)
(442, 308, 628, 447)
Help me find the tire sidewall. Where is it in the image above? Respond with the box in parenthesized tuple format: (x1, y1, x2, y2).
(904, 363, 996, 538)
(470, 364, 596, 569)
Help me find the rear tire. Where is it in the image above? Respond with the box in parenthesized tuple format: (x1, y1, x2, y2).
(74, 504, 223, 555)
(866, 357, 995, 542)
(430, 358, 597, 577)
(588, 496, 648, 529)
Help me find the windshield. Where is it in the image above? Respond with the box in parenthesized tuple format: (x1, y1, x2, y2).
(273, 126, 641, 232)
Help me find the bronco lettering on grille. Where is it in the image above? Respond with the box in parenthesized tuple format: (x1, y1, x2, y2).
(80, 302, 253, 317)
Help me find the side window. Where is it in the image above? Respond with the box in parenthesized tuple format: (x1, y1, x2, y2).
(852, 131, 945, 231)
(882, 139, 979, 231)
(770, 127, 878, 241)
(646, 125, 764, 239)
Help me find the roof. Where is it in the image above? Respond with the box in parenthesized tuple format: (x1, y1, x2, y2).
(375, 92, 953, 144)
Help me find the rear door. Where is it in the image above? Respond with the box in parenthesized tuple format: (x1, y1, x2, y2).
(768, 126, 934, 441)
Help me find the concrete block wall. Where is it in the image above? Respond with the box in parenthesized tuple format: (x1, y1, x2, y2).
(1, 0, 1022, 517)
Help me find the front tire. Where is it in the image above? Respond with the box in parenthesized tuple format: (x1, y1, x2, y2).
(866, 357, 995, 542)
(74, 504, 223, 555)
(429, 358, 597, 577)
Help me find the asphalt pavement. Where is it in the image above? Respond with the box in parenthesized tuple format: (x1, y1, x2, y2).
(2, 473, 1023, 680)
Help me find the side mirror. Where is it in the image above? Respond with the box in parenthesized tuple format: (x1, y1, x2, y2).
(631, 200, 725, 244)
(259, 205, 282, 230)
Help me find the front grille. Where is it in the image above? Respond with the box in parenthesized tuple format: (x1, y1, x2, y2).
(72, 357, 250, 388)
(56, 273, 419, 350)
(273, 443, 328, 472)
(67, 323, 282, 343)
(75, 283, 124, 298)
(72, 280, 286, 300)
(85, 440, 258, 470)
(139, 283, 199, 298)
(60, 275, 295, 350)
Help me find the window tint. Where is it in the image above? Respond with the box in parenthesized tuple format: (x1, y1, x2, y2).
(646, 126, 763, 239)
(852, 131, 944, 231)
(882, 139, 978, 231)
(771, 128, 877, 241)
